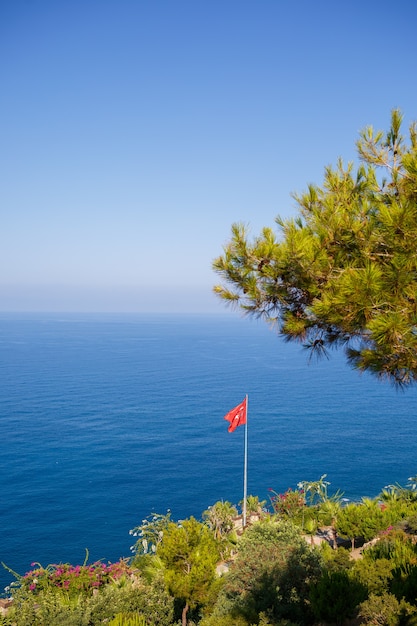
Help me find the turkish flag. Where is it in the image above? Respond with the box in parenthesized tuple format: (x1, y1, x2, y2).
(224, 397, 247, 433)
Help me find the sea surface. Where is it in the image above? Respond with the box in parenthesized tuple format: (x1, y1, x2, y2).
(1, 312, 416, 591)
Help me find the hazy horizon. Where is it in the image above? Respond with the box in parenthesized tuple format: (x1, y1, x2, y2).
(2, 1, 417, 313)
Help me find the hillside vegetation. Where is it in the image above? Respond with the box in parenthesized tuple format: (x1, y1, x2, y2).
(4, 475, 417, 625)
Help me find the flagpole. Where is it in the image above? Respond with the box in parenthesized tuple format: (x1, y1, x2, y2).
(243, 394, 248, 528)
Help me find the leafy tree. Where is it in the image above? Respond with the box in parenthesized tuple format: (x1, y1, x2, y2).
(213, 110, 417, 386)
(336, 500, 388, 549)
(354, 528, 417, 610)
(157, 516, 221, 626)
(218, 519, 322, 624)
(336, 503, 367, 549)
(360, 498, 390, 541)
(380, 483, 417, 504)
(296, 475, 343, 549)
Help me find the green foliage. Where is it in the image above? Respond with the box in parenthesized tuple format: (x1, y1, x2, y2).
(336, 503, 366, 548)
(5, 588, 89, 626)
(405, 514, 417, 534)
(108, 613, 146, 626)
(6, 571, 174, 626)
(268, 487, 305, 522)
(12, 559, 132, 598)
(213, 109, 417, 386)
(310, 570, 368, 625)
(158, 516, 221, 624)
(129, 510, 172, 555)
(352, 557, 393, 595)
(380, 483, 417, 505)
(320, 545, 353, 573)
(351, 528, 417, 613)
(9, 478, 417, 625)
(336, 500, 390, 548)
(218, 519, 323, 624)
(202, 500, 238, 544)
(199, 613, 250, 626)
(317, 498, 342, 528)
(365, 529, 417, 567)
(87, 572, 174, 626)
(359, 592, 416, 626)
(240, 494, 267, 515)
(297, 474, 332, 506)
(391, 564, 417, 605)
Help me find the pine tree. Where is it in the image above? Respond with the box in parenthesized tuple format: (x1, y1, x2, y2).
(213, 110, 417, 386)
(157, 517, 221, 626)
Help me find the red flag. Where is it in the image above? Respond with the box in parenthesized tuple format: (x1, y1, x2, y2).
(224, 397, 247, 433)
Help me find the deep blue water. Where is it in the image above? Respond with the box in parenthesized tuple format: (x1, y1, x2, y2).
(1, 312, 416, 591)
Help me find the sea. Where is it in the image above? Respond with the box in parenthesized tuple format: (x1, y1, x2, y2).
(1, 311, 416, 592)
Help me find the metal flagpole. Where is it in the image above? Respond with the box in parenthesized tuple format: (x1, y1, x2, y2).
(243, 394, 248, 528)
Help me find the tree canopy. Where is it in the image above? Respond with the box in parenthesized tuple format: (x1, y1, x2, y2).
(157, 517, 221, 626)
(213, 110, 417, 386)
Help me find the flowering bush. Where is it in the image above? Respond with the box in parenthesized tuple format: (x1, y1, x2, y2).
(19, 559, 132, 597)
(268, 487, 306, 519)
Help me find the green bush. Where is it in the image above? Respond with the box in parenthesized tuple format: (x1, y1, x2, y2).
(320, 545, 353, 572)
(359, 592, 416, 626)
(86, 574, 174, 625)
(5, 588, 89, 626)
(391, 564, 417, 605)
(199, 614, 249, 626)
(109, 613, 146, 626)
(6, 571, 174, 626)
(365, 530, 417, 567)
(310, 570, 367, 625)
(211, 519, 322, 625)
(405, 514, 417, 534)
(352, 557, 393, 595)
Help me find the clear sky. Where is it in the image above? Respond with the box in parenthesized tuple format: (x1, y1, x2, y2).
(1, 0, 417, 312)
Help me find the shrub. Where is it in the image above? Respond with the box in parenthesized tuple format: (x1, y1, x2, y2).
(310, 570, 367, 625)
(17, 559, 132, 597)
(109, 613, 146, 626)
(216, 519, 322, 624)
(6, 568, 174, 626)
(320, 545, 353, 572)
(352, 557, 394, 595)
(359, 592, 417, 626)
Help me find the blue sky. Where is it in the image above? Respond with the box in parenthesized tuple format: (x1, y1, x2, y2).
(1, 0, 417, 312)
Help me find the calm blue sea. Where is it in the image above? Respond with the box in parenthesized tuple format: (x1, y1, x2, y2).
(1, 312, 416, 591)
